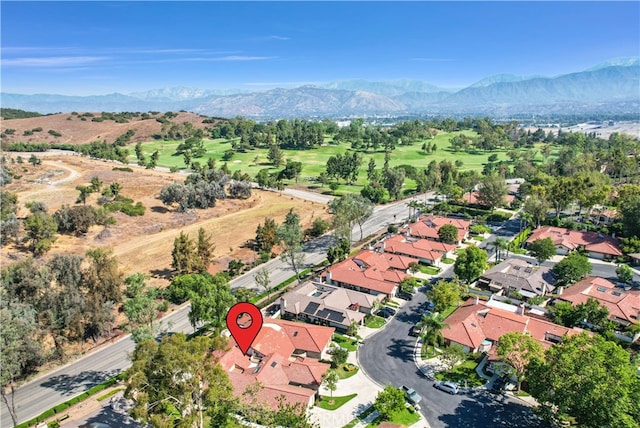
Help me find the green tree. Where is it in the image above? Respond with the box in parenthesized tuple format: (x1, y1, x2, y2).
(528, 237, 556, 263)
(123, 274, 158, 343)
(616, 264, 634, 284)
(496, 332, 544, 391)
(438, 224, 459, 244)
(255, 217, 278, 254)
(476, 174, 507, 211)
(331, 347, 349, 367)
(172, 231, 196, 274)
(322, 369, 339, 400)
(527, 333, 640, 428)
(187, 273, 235, 331)
(267, 143, 284, 166)
(194, 227, 214, 273)
(373, 385, 405, 420)
(399, 276, 419, 294)
(109, 181, 122, 197)
(75, 185, 92, 205)
(23, 210, 58, 256)
(454, 245, 488, 284)
(89, 176, 103, 193)
(329, 194, 374, 242)
(383, 167, 406, 201)
(125, 334, 235, 428)
(277, 209, 305, 281)
(523, 195, 550, 228)
(618, 187, 640, 238)
(441, 344, 465, 371)
(0, 297, 43, 426)
(427, 278, 464, 312)
(417, 313, 448, 348)
(552, 252, 592, 285)
(493, 237, 509, 262)
(254, 267, 272, 303)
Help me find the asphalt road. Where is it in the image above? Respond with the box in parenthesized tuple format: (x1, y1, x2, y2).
(1, 192, 412, 427)
(357, 274, 546, 428)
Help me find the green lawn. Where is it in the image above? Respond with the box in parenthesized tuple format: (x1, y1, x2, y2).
(385, 301, 400, 308)
(434, 359, 486, 387)
(419, 265, 440, 275)
(333, 333, 358, 352)
(439, 305, 458, 320)
(365, 315, 386, 329)
(366, 407, 421, 427)
(134, 133, 551, 195)
(472, 235, 486, 241)
(336, 363, 359, 379)
(421, 343, 441, 359)
(441, 257, 455, 264)
(316, 393, 357, 410)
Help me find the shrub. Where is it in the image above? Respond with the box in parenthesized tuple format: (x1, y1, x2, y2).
(48, 130, 62, 137)
(112, 166, 133, 172)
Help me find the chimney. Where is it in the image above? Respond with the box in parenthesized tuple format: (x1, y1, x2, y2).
(326, 271, 332, 285)
(406, 227, 411, 237)
(474, 296, 479, 305)
(557, 286, 564, 296)
(381, 241, 385, 252)
(280, 297, 286, 312)
(517, 303, 525, 315)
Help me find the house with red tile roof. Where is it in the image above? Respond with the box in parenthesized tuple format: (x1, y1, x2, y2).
(525, 226, 622, 260)
(402, 215, 470, 244)
(442, 298, 584, 354)
(555, 276, 640, 327)
(381, 234, 456, 267)
(322, 250, 410, 298)
(588, 207, 618, 225)
(217, 319, 334, 410)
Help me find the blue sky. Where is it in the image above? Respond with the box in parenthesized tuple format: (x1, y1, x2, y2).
(2, 1, 639, 95)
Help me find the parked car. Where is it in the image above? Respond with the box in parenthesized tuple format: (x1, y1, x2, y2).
(376, 309, 391, 319)
(434, 380, 459, 395)
(490, 376, 510, 394)
(425, 301, 436, 310)
(382, 306, 397, 316)
(409, 325, 422, 337)
(401, 385, 422, 410)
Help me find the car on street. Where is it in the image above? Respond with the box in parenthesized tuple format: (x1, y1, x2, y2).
(490, 376, 510, 394)
(397, 291, 413, 301)
(376, 306, 397, 318)
(401, 385, 422, 410)
(409, 325, 422, 337)
(434, 380, 459, 395)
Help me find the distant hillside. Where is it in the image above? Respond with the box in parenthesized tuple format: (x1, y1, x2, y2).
(1, 60, 638, 118)
(0, 111, 214, 146)
(1, 108, 43, 120)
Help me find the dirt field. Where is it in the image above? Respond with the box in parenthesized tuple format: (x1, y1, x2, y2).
(2, 154, 330, 288)
(0, 111, 213, 146)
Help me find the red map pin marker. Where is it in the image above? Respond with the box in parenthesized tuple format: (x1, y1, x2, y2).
(226, 302, 263, 355)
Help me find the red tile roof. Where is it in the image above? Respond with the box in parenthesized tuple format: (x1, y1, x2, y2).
(526, 226, 622, 256)
(406, 215, 470, 242)
(556, 276, 640, 325)
(442, 299, 584, 350)
(325, 250, 408, 295)
(383, 234, 455, 262)
(217, 319, 333, 410)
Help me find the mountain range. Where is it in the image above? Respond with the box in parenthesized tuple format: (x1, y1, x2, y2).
(2, 59, 638, 118)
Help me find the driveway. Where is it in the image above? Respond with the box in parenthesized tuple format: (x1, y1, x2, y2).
(358, 270, 546, 428)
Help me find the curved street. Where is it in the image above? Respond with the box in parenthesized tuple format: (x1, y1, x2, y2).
(357, 279, 545, 428)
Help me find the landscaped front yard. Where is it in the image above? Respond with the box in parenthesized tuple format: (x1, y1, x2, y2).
(365, 407, 421, 427)
(435, 359, 486, 387)
(316, 393, 357, 410)
(333, 333, 358, 351)
(335, 363, 359, 379)
(365, 315, 386, 328)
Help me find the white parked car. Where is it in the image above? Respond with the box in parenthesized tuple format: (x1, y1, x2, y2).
(434, 380, 459, 395)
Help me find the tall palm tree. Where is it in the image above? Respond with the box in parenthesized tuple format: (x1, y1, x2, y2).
(494, 237, 509, 262)
(417, 313, 448, 348)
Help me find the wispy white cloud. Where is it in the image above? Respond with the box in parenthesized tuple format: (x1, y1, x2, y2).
(2, 56, 109, 67)
(411, 58, 454, 62)
(214, 55, 274, 61)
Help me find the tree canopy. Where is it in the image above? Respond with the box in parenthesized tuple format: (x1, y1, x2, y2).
(454, 245, 488, 283)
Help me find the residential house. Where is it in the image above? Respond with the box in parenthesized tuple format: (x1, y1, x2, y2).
(279, 282, 379, 332)
(380, 234, 455, 267)
(588, 207, 618, 225)
(217, 319, 334, 409)
(555, 276, 640, 328)
(477, 258, 557, 299)
(403, 215, 470, 245)
(442, 298, 584, 354)
(525, 226, 622, 260)
(463, 191, 516, 207)
(321, 250, 411, 298)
